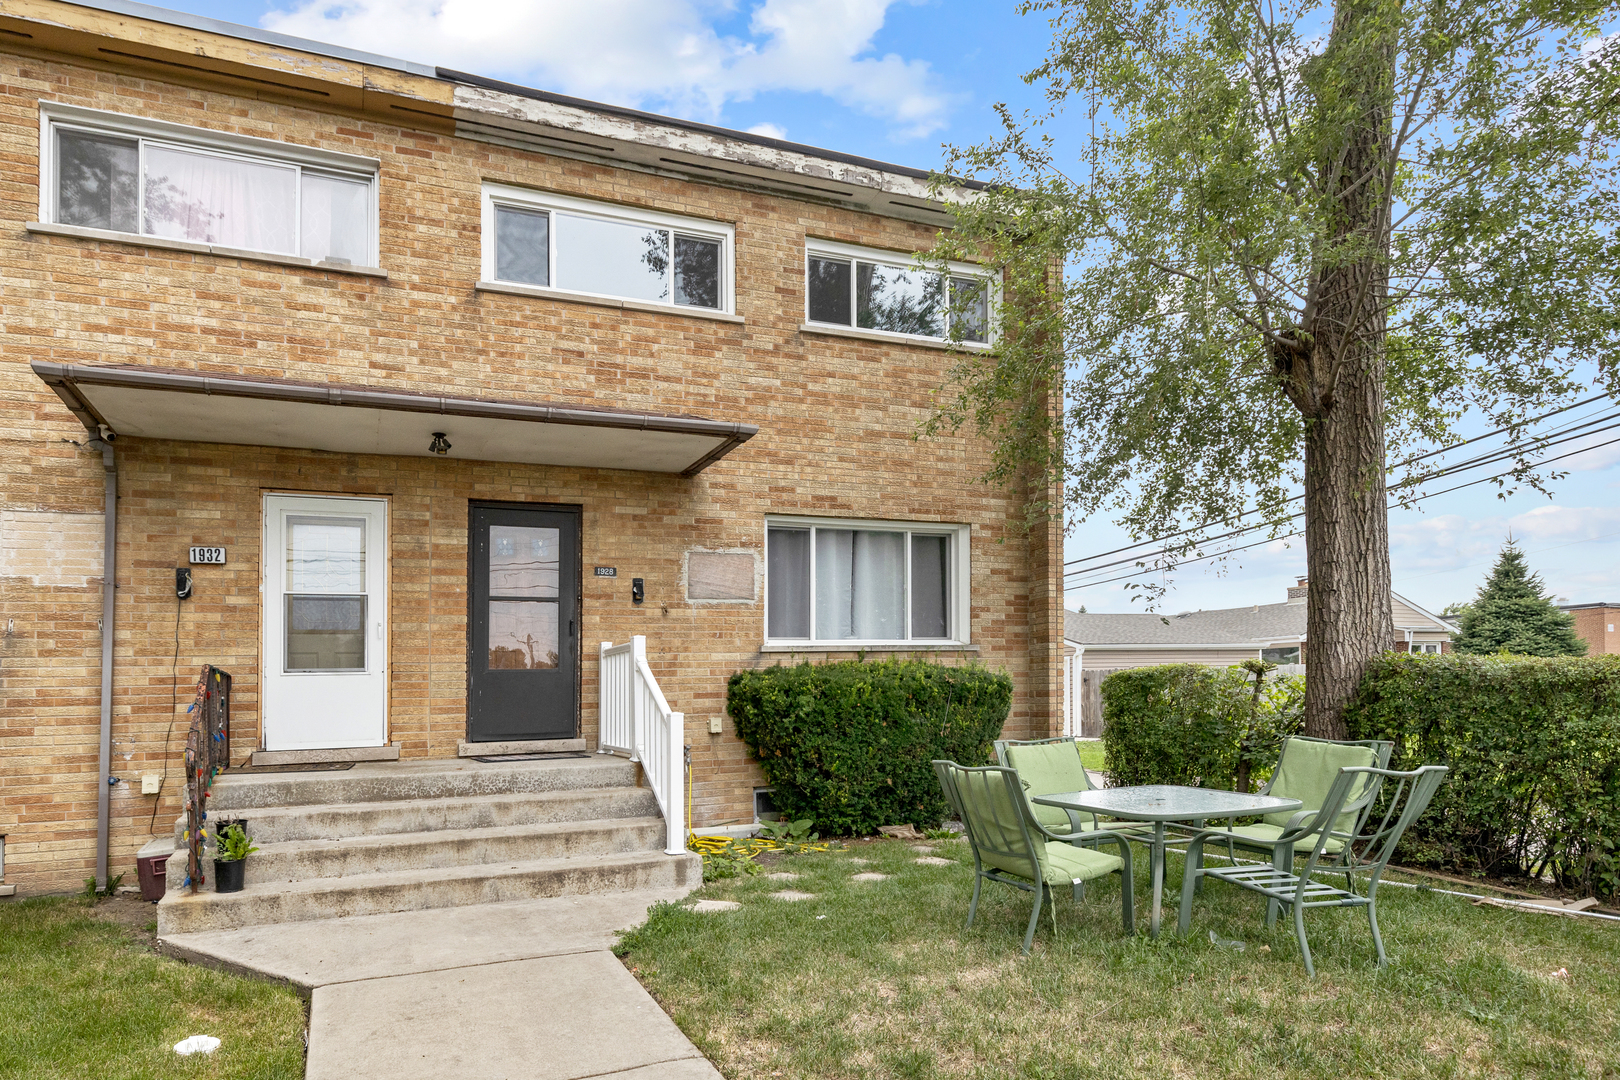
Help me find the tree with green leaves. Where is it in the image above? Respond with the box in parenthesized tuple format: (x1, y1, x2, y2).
(925, 0, 1620, 737)
(1453, 541, 1586, 656)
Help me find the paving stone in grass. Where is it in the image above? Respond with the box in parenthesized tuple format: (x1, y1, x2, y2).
(690, 899, 742, 913)
(914, 857, 954, 867)
(851, 872, 890, 882)
(765, 872, 800, 881)
(770, 890, 817, 902)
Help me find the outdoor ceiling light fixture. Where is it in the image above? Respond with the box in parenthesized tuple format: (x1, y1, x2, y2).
(428, 432, 451, 456)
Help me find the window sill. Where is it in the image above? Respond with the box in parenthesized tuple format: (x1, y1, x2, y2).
(25, 222, 388, 278)
(476, 280, 745, 324)
(799, 322, 991, 352)
(760, 642, 979, 653)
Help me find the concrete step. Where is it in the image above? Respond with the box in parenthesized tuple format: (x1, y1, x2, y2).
(247, 817, 667, 880)
(157, 849, 703, 935)
(178, 786, 661, 846)
(204, 756, 640, 812)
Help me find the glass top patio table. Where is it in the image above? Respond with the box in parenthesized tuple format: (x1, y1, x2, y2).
(1036, 785, 1303, 822)
(1033, 785, 1304, 937)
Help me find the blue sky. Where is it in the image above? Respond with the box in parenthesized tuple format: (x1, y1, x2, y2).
(163, 0, 1620, 617)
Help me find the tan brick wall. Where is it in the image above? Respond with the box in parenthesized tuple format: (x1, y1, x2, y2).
(0, 51, 1060, 893)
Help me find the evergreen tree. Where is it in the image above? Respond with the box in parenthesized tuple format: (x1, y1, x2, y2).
(1453, 543, 1586, 657)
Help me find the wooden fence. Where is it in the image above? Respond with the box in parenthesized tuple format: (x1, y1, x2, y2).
(1077, 668, 1127, 738)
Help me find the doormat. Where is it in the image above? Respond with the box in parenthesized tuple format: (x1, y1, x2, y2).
(472, 752, 590, 762)
(233, 762, 357, 773)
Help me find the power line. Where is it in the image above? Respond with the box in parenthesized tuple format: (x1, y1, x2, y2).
(1062, 408, 1620, 579)
(1062, 391, 1618, 572)
(1063, 430, 1620, 591)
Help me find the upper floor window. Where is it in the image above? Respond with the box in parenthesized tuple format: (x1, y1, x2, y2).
(805, 240, 992, 344)
(41, 103, 379, 266)
(481, 185, 734, 313)
(765, 516, 969, 645)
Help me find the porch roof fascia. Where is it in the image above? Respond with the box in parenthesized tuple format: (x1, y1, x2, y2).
(32, 362, 758, 476)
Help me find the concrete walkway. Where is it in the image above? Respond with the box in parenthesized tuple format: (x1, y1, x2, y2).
(161, 889, 721, 1080)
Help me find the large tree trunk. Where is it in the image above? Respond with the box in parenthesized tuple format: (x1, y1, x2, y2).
(1277, 0, 1398, 739)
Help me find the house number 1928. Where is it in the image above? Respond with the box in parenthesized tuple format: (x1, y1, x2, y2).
(189, 547, 227, 565)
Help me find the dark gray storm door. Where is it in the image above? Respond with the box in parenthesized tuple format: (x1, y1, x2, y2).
(467, 503, 581, 742)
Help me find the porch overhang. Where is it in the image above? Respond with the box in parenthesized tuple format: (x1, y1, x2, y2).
(32, 363, 757, 476)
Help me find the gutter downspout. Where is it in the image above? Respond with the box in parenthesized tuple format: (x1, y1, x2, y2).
(93, 438, 116, 890)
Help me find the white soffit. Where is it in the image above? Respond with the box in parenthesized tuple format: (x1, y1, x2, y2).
(33, 363, 755, 476)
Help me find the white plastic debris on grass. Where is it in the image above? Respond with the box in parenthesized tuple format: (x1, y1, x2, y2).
(173, 1035, 221, 1055)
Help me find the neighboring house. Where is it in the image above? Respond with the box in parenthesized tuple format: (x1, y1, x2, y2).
(1059, 579, 1456, 735)
(1559, 603, 1620, 655)
(0, 1, 1062, 898)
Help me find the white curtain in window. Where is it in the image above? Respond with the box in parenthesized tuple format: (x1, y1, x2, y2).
(815, 529, 905, 639)
(301, 173, 369, 264)
(144, 145, 296, 253)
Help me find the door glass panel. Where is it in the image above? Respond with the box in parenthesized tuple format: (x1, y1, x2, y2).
(286, 595, 366, 671)
(287, 517, 366, 592)
(489, 526, 559, 597)
(487, 601, 558, 670)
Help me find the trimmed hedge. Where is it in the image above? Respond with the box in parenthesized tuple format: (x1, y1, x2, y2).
(727, 659, 1012, 835)
(1101, 664, 1304, 789)
(1344, 653, 1620, 900)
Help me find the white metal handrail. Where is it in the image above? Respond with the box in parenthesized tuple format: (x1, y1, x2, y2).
(599, 636, 685, 855)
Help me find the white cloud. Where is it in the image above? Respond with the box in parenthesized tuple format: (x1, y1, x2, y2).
(746, 122, 788, 139)
(1506, 503, 1620, 542)
(260, 0, 953, 138)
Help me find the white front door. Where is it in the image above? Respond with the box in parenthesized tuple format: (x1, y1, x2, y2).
(262, 494, 388, 751)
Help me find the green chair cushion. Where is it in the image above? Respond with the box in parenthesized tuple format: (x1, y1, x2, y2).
(1261, 738, 1378, 834)
(1212, 822, 1347, 855)
(1041, 840, 1124, 885)
(1004, 741, 1092, 832)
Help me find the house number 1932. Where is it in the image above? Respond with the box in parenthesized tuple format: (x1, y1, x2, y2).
(189, 547, 227, 565)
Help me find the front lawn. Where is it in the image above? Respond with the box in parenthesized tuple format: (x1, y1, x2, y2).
(1075, 738, 1107, 773)
(619, 838, 1620, 1079)
(0, 897, 306, 1079)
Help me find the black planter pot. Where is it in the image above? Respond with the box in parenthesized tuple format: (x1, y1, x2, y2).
(213, 858, 246, 893)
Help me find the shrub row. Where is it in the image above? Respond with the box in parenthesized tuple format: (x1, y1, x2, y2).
(1344, 653, 1620, 900)
(1100, 664, 1304, 790)
(727, 659, 1012, 836)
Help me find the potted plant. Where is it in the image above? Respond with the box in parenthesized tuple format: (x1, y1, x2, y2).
(212, 822, 258, 893)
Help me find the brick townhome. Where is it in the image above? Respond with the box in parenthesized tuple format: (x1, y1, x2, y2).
(0, 0, 1061, 901)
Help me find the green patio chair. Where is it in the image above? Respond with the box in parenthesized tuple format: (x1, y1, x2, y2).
(1177, 764, 1448, 975)
(994, 737, 1147, 843)
(933, 759, 1134, 954)
(1194, 736, 1394, 923)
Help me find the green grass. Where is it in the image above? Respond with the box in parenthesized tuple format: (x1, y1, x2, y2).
(1075, 738, 1107, 773)
(0, 898, 306, 1079)
(619, 838, 1620, 1079)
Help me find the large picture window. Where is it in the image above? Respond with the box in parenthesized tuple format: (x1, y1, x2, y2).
(42, 104, 378, 266)
(482, 185, 734, 313)
(805, 241, 992, 344)
(765, 518, 968, 644)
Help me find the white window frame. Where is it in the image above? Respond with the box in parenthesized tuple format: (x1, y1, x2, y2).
(480, 184, 736, 314)
(763, 514, 971, 647)
(804, 238, 997, 345)
(39, 102, 381, 266)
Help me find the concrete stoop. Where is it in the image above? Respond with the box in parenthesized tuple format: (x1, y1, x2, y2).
(158, 756, 699, 936)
